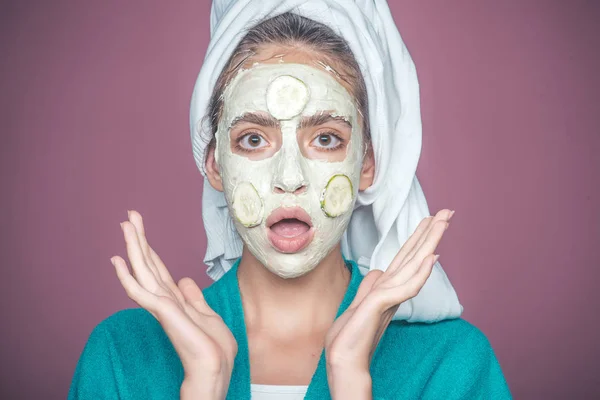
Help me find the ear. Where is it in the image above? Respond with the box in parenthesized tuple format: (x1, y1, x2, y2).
(359, 144, 375, 191)
(205, 143, 224, 192)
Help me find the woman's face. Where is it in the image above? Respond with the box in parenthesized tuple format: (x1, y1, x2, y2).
(207, 47, 373, 278)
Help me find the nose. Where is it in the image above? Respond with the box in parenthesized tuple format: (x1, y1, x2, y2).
(272, 148, 308, 195)
(274, 182, 307, 195)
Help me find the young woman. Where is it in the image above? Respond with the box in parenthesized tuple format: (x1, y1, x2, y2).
(69, 4, 511, 400)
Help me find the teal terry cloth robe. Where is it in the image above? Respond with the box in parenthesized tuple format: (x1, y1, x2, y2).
(68, 258, 512, 399)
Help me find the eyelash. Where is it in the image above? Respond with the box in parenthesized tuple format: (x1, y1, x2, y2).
(233, 131, 345, 153)
(234, 132, 266, 153)
(312, 131, 345, 152)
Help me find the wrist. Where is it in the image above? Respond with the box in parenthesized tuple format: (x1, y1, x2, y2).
(180, 376, 225, 400)
(327, 367, 372, 400)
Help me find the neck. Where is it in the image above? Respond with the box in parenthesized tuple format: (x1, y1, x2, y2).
(237, 244, 351, 338)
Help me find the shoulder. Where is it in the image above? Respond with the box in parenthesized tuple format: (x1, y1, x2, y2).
(92, 308, 165, 342)
(381, 317, 494, 362)
(83, 308, 174, 360)
(372, 318, 512, 399)
(96, 307, 158, 330)
(69, 308, 182, 399)
(390, 317, 490, 346)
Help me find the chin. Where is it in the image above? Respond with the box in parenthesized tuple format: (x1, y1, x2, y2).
(263, 253, 319, 279)
(240, 223, 344, 279)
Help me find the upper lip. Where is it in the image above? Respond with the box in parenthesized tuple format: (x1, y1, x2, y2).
(266, 207, 313, 228)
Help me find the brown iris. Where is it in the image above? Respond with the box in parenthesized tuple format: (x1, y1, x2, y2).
(318, 134, 331, 146)
(248, 134, 261, 147)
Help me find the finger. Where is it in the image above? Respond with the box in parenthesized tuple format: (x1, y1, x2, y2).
(406, 219, 447, 272)
(113, 257, 219, 369)
(178, 277, 217, 316)
(127, 210, 184, 304)
(111, 256, 157, 312)
(401, 254, 437, 300)
(128, 210, 179, 288)
(151, 294, 219, 367)
(127, 211, 186, 304)
(148, 245, 187, 305)
(146, 243, 178, 288)
(382, 253, 438, 309)
(386, 209, 451, 275)
(391, 220, 447, 284)
(348, 269, 383, 309)
(120, 221, 159, 290)
(401, 208, 454, 266)
(385, 216, 433, 274)
(402, 209, 452, 265)
(127, 210, 160, 278)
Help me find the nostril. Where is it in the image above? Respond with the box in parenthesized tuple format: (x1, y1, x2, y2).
(273, 184, 307, 194)
(294, 186, 307, 195)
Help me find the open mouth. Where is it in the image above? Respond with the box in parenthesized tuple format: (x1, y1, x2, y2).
(266, 207, 315, 253)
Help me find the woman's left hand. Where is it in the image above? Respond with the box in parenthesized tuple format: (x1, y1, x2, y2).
(324, 209, 454, 399)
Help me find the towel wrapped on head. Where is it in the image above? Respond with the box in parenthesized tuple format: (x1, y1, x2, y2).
(190, 0, 463, 322)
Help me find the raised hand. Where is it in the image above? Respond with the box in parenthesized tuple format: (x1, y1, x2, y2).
(110, 210, 237, 400)
(324, 209, 455, 399)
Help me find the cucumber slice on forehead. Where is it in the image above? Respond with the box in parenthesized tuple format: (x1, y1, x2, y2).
(232, 182, 263, 227)
(320, 174, 354, 217)
(266, 75, 309, 120)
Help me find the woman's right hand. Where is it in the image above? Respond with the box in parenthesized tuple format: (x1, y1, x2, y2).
(110, 210, 237, 400)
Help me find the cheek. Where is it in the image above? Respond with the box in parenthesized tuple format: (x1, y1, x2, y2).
(219, 152, 274, 198)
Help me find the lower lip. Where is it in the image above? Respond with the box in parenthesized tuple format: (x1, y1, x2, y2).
(267, 226, 315, 253)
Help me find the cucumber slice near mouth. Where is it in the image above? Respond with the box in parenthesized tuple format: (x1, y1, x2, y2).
(266, 75, 309, 120)
(232, 182, 263, 227)
(320, 174, 354, 218)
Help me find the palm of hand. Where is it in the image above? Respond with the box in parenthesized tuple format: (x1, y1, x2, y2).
(325, 209, 454, 372)
(111, 210, 237, 381)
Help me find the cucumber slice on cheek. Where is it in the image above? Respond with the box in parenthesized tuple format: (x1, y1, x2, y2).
(232, 182, 264, 227)
(320, 174, 354, 218)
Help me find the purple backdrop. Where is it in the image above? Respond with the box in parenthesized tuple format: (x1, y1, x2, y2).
(1, 1, 598, 399)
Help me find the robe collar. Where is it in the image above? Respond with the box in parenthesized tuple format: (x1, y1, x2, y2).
(203, 256, 364, 400)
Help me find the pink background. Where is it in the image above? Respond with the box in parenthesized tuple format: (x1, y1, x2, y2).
(2, 1, 598, 398)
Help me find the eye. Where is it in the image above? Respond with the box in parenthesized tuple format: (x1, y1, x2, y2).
(311, 131, 344, 151)
(236, 132, 268, 152)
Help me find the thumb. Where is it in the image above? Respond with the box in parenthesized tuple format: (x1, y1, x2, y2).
(178, 277, 216, 316)
(348, 269, 383, 309)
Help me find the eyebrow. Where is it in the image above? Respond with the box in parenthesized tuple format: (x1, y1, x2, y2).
(228, 111, 352, 130)
(298, 112, 352, 130)
(229, 112, 280, 130)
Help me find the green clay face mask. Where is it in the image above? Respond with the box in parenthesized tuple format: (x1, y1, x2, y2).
(215, 63, 364, 278)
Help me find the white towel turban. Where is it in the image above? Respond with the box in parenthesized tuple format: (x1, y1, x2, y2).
(189, 0, 463, 322)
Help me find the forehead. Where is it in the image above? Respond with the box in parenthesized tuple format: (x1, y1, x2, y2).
(221, 63, 357, 127)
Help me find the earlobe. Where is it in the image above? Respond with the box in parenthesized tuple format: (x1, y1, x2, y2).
(358, 146, 375, 191)
(205, 144, 224, 192)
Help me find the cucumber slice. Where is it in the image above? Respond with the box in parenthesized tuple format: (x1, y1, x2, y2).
(232, 182, 263, 227)
(320, 174, 354, 217)
(266, 75, 309, 120)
